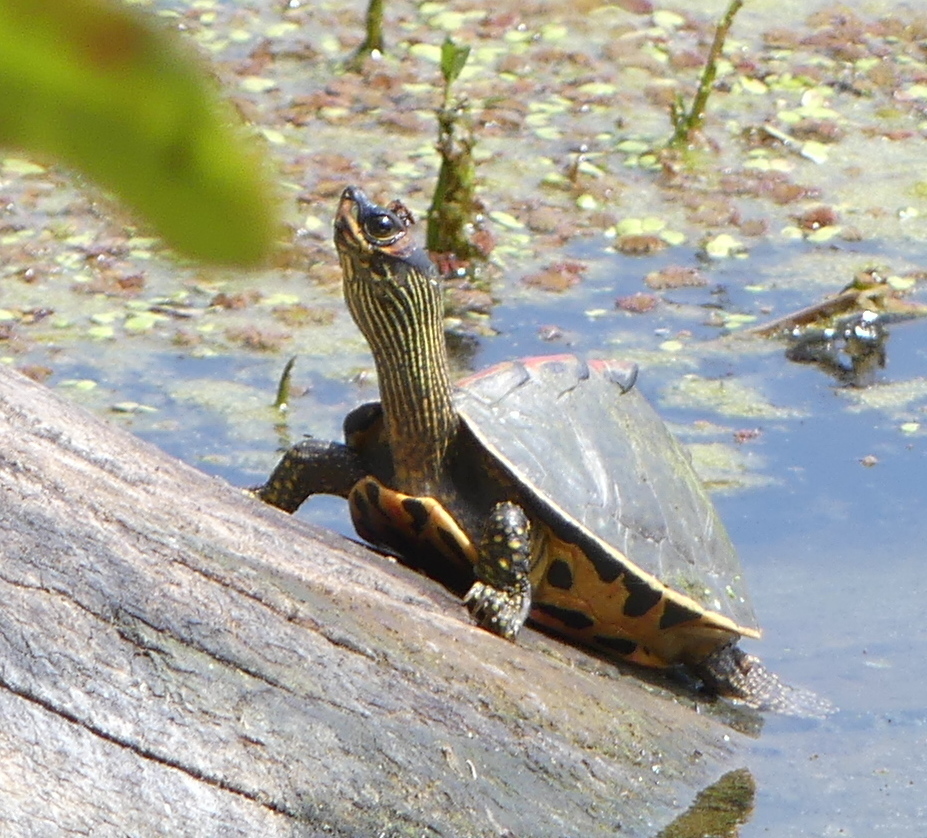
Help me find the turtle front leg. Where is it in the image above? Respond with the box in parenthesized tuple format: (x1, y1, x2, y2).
(255, 438, 367, 512)
(464, 501, 533, 640)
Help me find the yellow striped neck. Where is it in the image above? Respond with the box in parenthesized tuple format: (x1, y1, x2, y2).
(340, 249, 458, 497)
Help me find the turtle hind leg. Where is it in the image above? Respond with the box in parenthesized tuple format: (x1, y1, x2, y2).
(464, 501, 533, 640)
(695, 642, 836, 719)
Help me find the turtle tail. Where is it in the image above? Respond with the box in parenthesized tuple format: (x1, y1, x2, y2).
(695, 642, 835, 718)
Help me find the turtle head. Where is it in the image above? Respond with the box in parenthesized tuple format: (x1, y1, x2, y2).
(333, 185, 446, 376)
(333, 186, 438, 296)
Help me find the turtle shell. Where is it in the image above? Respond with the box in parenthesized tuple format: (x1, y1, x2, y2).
(453, 354, 758, 635)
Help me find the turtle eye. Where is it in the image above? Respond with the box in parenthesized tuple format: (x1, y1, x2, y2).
(363, 212, 401, 242)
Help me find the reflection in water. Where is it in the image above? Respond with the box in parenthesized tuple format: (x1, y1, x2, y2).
(655, 767, 756, 838)
(743, 268, 927, 388)
(784, 309, 889, 387)
(445, 329, 482, 374)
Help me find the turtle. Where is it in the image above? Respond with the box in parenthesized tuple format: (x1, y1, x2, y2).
(258, 185, 831, 716)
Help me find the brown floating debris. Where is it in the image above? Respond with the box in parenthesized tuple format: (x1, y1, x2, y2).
(615, 233, 668, 256)
(795, 205, 839, 231)
(644, 265, 707, 289)
(521, 261, 585, 293)
(616, 292, 659, 313)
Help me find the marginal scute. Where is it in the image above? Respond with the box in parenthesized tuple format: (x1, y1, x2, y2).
(540, 357, 569, 376)
(621, 575, 664, 618)
(659, 598, 705, 631)
(566, 525, 623, 584)
(594, 358, 639, 394)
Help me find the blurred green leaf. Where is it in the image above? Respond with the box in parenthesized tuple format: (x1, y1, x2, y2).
(440, 37, 470, 87)
(0, 0, 278, 266)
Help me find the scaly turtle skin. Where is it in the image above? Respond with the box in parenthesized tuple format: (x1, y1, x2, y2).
(258, 186, 831, 716)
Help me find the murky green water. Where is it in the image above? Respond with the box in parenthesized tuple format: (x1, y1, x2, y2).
(2, 0, 927, 833)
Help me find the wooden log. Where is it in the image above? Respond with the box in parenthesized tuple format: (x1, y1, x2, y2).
(0, 364, 751, 837)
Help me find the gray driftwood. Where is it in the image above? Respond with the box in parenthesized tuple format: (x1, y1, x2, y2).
(0, 365, 750, 837)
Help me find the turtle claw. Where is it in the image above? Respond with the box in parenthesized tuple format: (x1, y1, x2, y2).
(465, 501, 534, 640)
(464, 579, 531, 641)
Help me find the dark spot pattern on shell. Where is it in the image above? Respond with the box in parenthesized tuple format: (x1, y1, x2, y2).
(546, 558, 574, 590)
(622, 575, 663, 617)
(546, 514, 622, 584)
(659, 599, 705, 631)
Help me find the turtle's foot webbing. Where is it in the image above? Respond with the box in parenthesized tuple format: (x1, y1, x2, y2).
(696, 642, 836, 718)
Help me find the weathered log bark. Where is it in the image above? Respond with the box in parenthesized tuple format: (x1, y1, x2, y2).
(0, 364, 751, 837)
